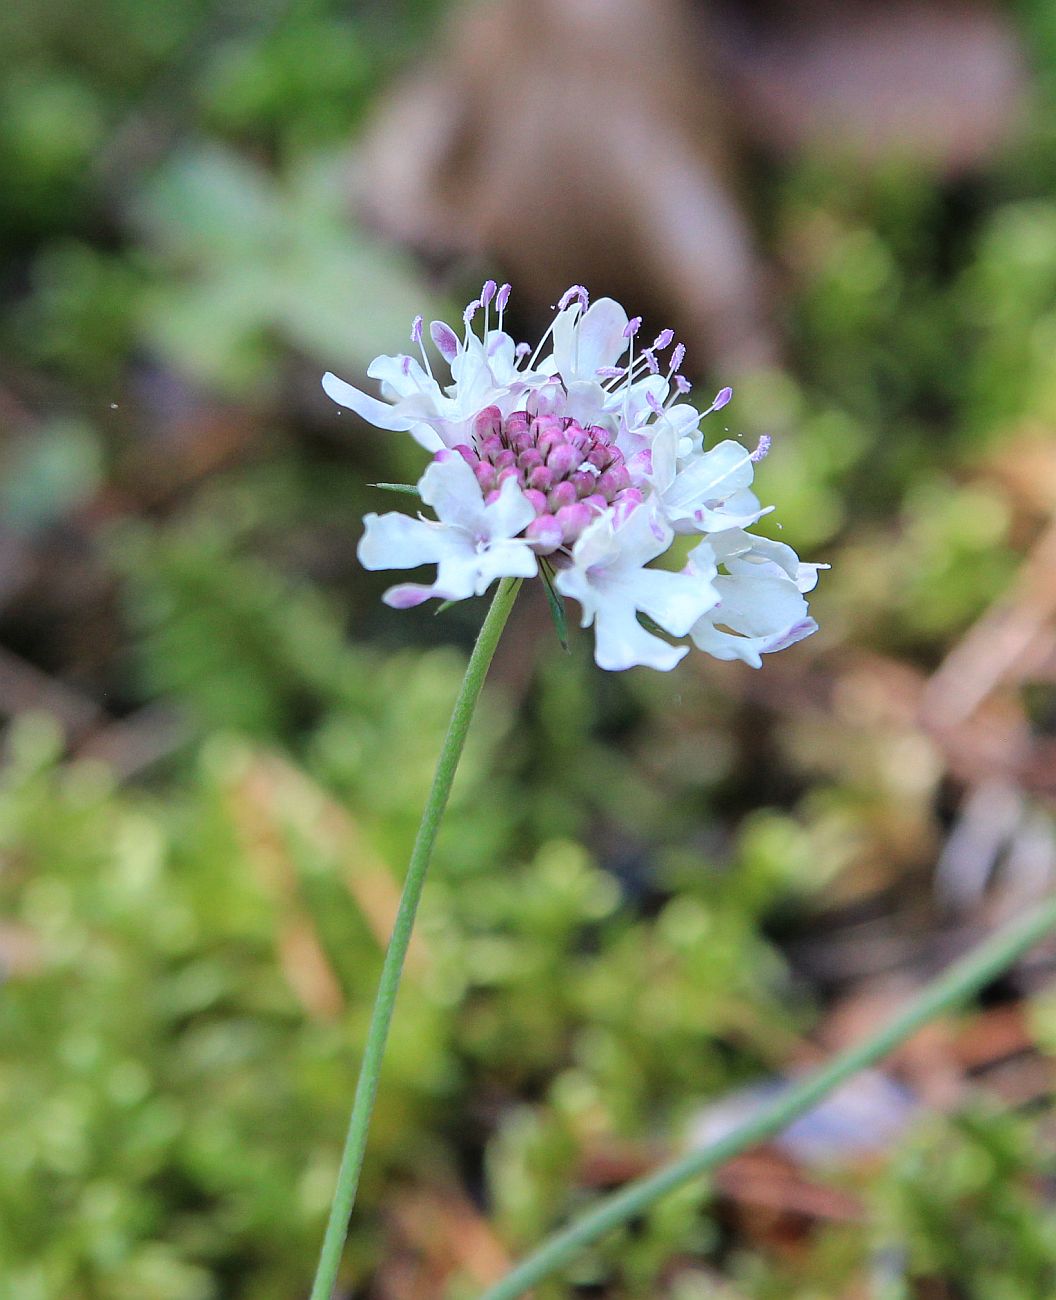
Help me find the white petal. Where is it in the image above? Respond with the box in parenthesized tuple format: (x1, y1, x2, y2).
(665, 440, 754, 513)
(471, 539, 538, 592)
(418, 453, 487, 532)
(574, 298, 631, 377)
(322, 371, 417, 432)
(689, 570, 816, 667)
(608, 501, 673, 570)
(615, 566, 718, 637)
(357, 512, 448, 572)
(592, 601, 688, 672)
(367, 353, 433, 400)
(481, 474, 537, 540)
(712, 571, 808, 638)
(552, 298, 629, 383)
(562, 379, 611, 426)
(690, 493, 770, 533)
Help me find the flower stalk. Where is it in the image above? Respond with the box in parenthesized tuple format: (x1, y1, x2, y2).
(309, 575, 522, 1300)
(476, 891, 1056, 1300)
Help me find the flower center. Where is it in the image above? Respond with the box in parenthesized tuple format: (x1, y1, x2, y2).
(449, 405, 643, 554)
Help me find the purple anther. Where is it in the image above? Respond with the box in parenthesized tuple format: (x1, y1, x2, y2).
(653, 328, 674, 350)
(410, 314, 424, 344)
(525, 514, 563, 553)
(595, 366, 625, 379)
(598, 465, 631, 498)
(558, 284, 589, 311)
(401, 356, 412, 376)
(493, 449, 516, 470)
(528, 465, 554, 492)
(749, 434, 772, 463)
(523, 488, 548, 514)
(519, 447, 544, 472)
(454, 443, 478, 466)
(474, 462, 497, 493)
(496, 283, 512, 312)
(474, 405, 503, 440)
(430, 320, 460, 361)
(549, 481, 578, 511)
(546, 443, 579, 478)
(674, 375, 692, 395)
(646, 391, 664, 416)
(481, 279, 497, 306)
(623, 316, 642, 339)
(570, 470, 596, 498)
(555, 502, 592, 543)
(463, 299, 481, 326)
(670, 343, 686, 372)
(643, 350, 660, 375)
(713, 385, 733, 411)
(514, 341, 531, 360)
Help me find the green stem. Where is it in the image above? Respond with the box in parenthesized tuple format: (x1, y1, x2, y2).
(310, 576, 522, 1300)
(479, 893, 1056, 1300)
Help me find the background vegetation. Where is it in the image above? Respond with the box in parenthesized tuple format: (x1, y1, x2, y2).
(2, 1, 1056, 1296)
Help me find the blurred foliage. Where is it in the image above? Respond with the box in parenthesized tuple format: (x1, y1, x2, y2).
(3, 0, 1056, 1297)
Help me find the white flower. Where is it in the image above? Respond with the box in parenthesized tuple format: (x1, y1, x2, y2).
(327, 281, 823, 671)
(685, 530, 823, 668)
(323, 284, 541, 453)
(359, 452, 537, 607)
(555, 504, 718, 672)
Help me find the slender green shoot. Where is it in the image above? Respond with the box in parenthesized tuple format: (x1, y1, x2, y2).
(478, 893, 1056, 1300)
(310, 576, 522, 1300)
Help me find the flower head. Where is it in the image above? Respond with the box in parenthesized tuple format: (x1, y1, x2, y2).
(326, 282, 824, 671)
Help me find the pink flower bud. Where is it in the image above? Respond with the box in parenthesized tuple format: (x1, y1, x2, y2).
(474, 405, 503, 440)
(525, 514, 563, 553)
(504, 411, 531, 440)
(523, 488, 548, 514)
(528, 465, 554, 492)
(549, 481, 578, 511)
(454, 444, 478, 466)
(547, 443, 578, 478)
(537, 428, 565, 457)
(597, 465, 631, 498)
(555, 502, 592, 542)
(474, 463, 497, 493)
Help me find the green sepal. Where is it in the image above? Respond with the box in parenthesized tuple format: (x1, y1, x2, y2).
(370, 482, 421, 497)
(539, 563, 570, 652)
